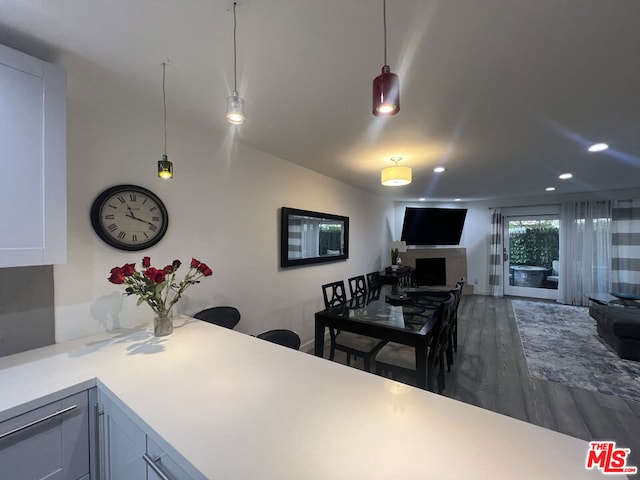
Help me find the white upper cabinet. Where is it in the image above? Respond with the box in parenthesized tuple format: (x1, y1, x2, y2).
(0, 43, 66, 267)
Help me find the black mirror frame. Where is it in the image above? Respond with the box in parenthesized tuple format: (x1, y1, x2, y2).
(280, 207, 349, 268)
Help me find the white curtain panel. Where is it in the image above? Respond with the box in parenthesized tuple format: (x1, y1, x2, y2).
(559, 199, 611, 306)
(611, 199, 640, 296)
(301, 218, 320, 258)
(488, 208, 503, 297)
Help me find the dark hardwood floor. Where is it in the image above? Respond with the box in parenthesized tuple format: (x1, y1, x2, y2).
(321, 294, 640, 469)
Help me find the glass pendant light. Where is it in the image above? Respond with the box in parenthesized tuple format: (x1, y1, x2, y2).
(158, 62, 173, 179)
(373, 0, 400, 117)
(226, 2, 246, 124)
(158, 154, 173, 179)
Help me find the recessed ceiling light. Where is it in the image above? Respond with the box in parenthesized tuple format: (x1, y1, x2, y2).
(433, 167, 445, 173)
(454, 198, 462, 202)
(418, 197, 426, 201)
(559, 173, 573, 180)
(545, 187, 556, 192)
(588, 143, 608, 152)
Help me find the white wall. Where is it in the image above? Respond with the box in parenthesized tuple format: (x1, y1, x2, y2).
(54, 59, 394, 345)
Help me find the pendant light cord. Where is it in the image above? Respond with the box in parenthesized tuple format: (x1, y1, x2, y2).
(233, 2, 238, 92)
(162, 62, 167, 156)
(383, 0, 387, 66)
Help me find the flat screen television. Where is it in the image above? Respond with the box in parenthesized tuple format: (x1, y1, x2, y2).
(400, 207, 467, 246)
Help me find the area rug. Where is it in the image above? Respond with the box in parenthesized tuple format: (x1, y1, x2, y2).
(511, 300, 640, 404)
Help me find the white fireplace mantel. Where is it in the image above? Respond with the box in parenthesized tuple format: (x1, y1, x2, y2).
(399, 247, 471, 294)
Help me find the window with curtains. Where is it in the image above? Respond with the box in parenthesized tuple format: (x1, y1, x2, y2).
(492, 197, 640, 304)
(559, 200, 611, 305)
(288, 218, 343, 258)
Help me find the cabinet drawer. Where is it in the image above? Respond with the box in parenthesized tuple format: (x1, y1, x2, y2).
(0, 390, 89, 480)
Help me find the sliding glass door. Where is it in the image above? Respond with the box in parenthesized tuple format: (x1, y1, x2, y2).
(503, 214, 559, 300)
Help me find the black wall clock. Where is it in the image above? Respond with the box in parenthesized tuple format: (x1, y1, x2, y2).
(90, 184, 169, 251)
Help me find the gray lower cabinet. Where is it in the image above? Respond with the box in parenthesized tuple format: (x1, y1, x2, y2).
(99, 389, 146, 478)
(145, 436, 193, 480)
(99, 389, 195, 480)
(0, 390, 93, 480)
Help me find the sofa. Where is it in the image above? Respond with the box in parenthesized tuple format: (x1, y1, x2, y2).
(589, 304, 640, 361)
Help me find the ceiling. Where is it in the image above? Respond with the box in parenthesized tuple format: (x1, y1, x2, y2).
(1, 0, 639, 202)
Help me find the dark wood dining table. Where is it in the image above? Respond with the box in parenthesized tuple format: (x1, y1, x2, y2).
(314, 285, 451, 389)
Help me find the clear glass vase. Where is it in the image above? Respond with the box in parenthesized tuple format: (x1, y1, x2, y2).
(154, 314, 173, 337)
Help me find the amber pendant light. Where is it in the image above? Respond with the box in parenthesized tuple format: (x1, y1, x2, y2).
(373, 0, 399, 117)
(381, 156, 411, 186)
(158, 62, 173, 179)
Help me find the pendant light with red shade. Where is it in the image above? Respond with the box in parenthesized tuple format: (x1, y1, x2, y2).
(373, 0, 399, 117)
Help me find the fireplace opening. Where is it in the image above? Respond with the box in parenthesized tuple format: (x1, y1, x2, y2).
(415, 257, 446, 286)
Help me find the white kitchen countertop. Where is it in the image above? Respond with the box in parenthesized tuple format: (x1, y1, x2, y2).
(0, 318, 621, 479)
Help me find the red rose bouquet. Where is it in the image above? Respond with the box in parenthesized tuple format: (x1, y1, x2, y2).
(108, 256, 213, 322)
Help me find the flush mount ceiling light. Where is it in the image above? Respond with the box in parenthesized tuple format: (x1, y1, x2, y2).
(372, 0, 399, 117)
(226, 2, 245, 125)
(157, 62, 173, 179)
(559, 173, 573, 180)
(381, 156, 411, 186)
(588, 143, 609, 152)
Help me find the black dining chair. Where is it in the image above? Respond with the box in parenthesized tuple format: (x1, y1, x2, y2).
(322, 280, 347, 308)
(257, 329, 301, 350)
(451, 278, 465, 352)
(406, 282, 462, 371)
(348, 274, 368, 298)
(366, 271, 381, 291)
(193, 306, 241, 330)
(321, 281, 386, 372)
(375, 294, 454, 393)
(427, 295, 456, 393)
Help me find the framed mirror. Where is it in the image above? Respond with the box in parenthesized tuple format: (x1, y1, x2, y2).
(280, 207, 349, 267)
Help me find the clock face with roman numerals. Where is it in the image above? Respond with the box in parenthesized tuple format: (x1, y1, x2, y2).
(90, 185, 169, 251)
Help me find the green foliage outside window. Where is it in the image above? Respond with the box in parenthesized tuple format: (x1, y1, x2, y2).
(319, 223, 342, 255)
(509, 221, 559, 268)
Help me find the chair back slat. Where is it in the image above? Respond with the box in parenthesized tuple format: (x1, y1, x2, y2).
(322, 281, 347, 309)
(348, 275, 367, 298)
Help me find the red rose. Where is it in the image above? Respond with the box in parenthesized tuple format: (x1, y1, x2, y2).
(198, 263, 213, 277)
(163, 264, 174, 274)
(142, 256, 151, 268)
(121, 263, 136, 276)
(108, 267, 125, 284)
(190, 258, 201, 269)
(144, 267, 158, 280)
(152, 270, 166, 284)
(144, 267, 166, 283)
(172, 259, 181, 270)
(108, 273, 125, 284)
